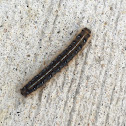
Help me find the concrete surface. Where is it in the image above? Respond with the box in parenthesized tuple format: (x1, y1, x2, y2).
(0, 0, 126, 126)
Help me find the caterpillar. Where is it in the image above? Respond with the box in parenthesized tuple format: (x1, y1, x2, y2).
(21, 28, 91, 97)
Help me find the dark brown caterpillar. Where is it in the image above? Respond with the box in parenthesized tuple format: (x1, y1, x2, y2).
(21, 28, 91, 97)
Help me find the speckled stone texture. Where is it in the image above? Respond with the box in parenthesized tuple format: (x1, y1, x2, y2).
(0, 0, 126, 126)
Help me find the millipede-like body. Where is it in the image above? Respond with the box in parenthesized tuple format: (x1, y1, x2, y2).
(21, 28, 91, 97)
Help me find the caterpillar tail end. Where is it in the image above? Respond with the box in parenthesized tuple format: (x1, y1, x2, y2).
(20, 87, 29, 97)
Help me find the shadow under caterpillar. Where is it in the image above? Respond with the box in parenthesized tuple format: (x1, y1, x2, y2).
(21, 28, 91, 97)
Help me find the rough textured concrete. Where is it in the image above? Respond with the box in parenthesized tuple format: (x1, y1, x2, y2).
(0, 0, 126, 126)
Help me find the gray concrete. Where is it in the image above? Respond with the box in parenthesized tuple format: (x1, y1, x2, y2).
(0, 0, 126, 126)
